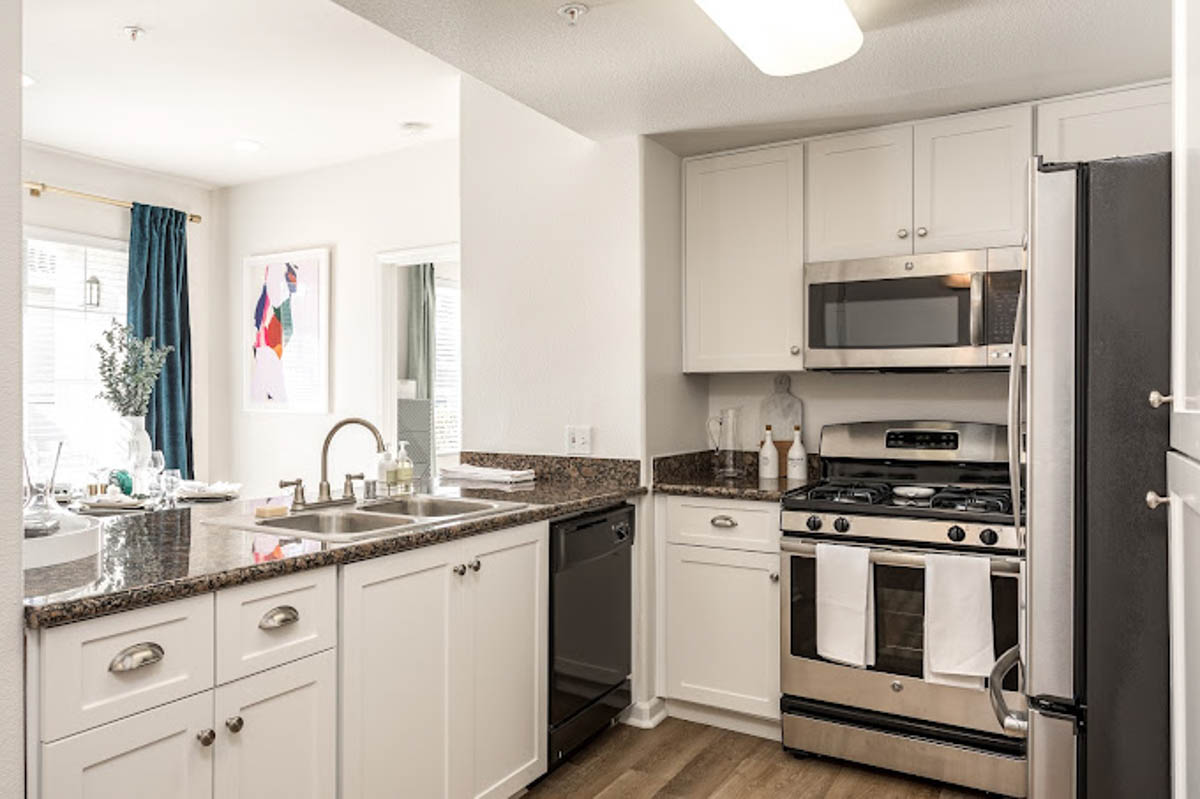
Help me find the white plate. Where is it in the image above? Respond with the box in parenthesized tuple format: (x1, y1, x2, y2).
(893, 485, 936, 499)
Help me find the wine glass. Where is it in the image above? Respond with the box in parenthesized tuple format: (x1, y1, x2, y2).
(148, 451, 166, 507)
(162, 468, 182, 508)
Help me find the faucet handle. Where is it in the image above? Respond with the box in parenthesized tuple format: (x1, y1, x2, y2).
(279, 479, 306, 507)
(343, 473, 364, 500)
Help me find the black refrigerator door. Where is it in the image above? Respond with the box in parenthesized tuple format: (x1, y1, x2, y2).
(1081, 154, 1172, 797)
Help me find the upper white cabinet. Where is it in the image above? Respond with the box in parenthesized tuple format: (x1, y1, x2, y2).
(1037, 83, 1171, 163)
(808, 106, 1033, 262)
(683, 144, 805, 372)
(806, 127, 914, 261)
(913, 105, 1033, 252)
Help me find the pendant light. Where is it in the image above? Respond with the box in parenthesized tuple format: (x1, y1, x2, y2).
(694, 0, 863, 77)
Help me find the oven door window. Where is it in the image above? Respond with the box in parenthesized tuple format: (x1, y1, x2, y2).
(788, 554, 1019, 688)
(808, 275, 975, 349)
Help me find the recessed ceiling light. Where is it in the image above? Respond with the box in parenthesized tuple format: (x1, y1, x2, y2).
(694, 0, 863, 77)
(399, 121, 432, 135)
(123, 25, 146, 42)
(557, 3, 589, 26)
(21, 73, 34, 88)
(232, 138, 263, 153)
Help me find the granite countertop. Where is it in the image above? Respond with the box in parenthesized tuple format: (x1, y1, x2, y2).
(653, 474, 799, 503)
(24, 480, 646, 629)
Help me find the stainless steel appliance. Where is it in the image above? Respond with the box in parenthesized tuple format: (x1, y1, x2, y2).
(804, 247, 1024, 370)
(779, 421, 1027, 797)
(995, 155, 1171, 797)
(548, 504, 633, 771)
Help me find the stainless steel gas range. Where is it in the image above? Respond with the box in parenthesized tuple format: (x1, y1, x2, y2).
(779, 420, 1027, 798)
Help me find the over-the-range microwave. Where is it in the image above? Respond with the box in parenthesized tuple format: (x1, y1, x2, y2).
(803, 246, 1025, 370)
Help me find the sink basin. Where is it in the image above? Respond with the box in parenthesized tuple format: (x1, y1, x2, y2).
(258, 510, 419, 541)
(358, 496, 516, 519)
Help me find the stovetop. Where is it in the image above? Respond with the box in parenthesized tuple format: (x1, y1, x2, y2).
(783, 479, 1018, 526)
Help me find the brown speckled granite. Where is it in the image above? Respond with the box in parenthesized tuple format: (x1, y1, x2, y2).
(652, 450, 820, 501)
(24, 481, 645, 629)
(460, 452, 641, 486)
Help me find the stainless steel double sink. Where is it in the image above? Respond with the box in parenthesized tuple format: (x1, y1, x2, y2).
(255, 495, 526, 542)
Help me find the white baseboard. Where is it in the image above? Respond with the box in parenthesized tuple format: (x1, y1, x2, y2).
(621, 697, 668, 729)
(665, 699, 781, 741)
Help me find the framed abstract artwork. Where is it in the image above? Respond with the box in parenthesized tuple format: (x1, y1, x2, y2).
(243, 247, 330, 412)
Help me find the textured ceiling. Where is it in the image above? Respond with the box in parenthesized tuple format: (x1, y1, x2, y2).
(333, 0, 1170, 155)
(23, 0, 461, 185)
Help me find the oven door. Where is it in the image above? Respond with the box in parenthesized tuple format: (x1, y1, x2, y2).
(780, 538, 1026, 737)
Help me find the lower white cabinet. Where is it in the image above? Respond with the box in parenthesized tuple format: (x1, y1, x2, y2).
(341, 521, 549, 799)
(213, 650, 336, 799)
(41, 692, 214, 799)
(665, 543, 780, 719)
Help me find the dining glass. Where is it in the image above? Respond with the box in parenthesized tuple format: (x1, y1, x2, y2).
(147, 451, 166, 506)
(162, 468, 182, 507)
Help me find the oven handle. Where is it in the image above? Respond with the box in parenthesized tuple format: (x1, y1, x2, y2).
(780, 539, 1021, 574)
(989, 645, 1029, 733)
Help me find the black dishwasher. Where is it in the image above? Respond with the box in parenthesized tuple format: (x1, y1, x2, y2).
(548, 503, 633, 771)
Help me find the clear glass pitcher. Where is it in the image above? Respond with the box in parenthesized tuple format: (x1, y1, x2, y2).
(707, 407, 742, 478)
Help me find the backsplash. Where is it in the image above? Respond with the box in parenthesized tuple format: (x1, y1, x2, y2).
(460, 452, 641, 487)
(652, 450, 820, 485)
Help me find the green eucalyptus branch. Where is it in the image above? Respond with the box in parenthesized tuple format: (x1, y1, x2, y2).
(95, 321, 174, 417)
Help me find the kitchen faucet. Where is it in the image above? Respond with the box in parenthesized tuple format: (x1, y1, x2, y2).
(286, 417, 386, 510)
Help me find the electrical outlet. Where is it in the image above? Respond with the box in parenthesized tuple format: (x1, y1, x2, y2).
(566, 425, 593, 455)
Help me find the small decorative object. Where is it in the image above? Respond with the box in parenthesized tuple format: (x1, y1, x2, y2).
(23, 443, 64, 536)
(761, 374, 804, 465)
(787, 424, 807, 484)
(95, 321, 172, 477)
(243, 247, 330, 413)
(707, 406, 743, 478)
(759, 424, 780, 480)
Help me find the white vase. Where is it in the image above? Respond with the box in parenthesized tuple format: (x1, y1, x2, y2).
(122, 416, 153, 474)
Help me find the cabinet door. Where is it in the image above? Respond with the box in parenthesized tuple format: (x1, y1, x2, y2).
(806, 127, 913, 261)
(213, 650, 335, 799)
(41, 692, 213, 799)
(340, 544, 463, 799)
(665, 544, 780, 719)
(684, 144, 805, 372)
(454, 522, 548, 799)
(1037, 83, 1171, 162)
(913, 105, 1032, 253)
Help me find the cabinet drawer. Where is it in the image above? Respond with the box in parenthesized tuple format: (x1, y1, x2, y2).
(41, 594, 215, 742)
(666, 497, 780, 552)
(215, 568, 336, 684)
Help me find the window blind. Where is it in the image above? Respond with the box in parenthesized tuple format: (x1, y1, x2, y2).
(433, 276, 462, 457)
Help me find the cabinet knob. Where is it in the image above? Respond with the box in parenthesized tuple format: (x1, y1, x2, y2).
(1149, 390, 1174, 409)
(916, 226, 929, 237)
(897, 228, 909, 239)
(452, 564, 467, 576)
(225, 716, 244, 734)
(468, 558, 482, 572)
(1147, 491, 1170, 510)
(197, 729, 216, 747)
(790, 345, 801, 356)
(769, 572, 780, 583)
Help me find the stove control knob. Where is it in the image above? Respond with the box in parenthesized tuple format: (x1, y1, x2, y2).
(806, 515, 822, 532)
(833, 517, 850, 533)
(980, 528, 999, 546)
(947, 525, 966, 543)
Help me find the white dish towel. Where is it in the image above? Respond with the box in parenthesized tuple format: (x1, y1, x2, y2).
(923, 553, 995, 690)
(815, 543, 876, 668)
(439, 464, 536, 484)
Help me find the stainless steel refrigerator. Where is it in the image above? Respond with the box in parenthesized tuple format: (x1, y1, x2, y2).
(992, 154, 1172, 796)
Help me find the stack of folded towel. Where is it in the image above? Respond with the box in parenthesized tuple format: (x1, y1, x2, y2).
(439, 464, 536, 484)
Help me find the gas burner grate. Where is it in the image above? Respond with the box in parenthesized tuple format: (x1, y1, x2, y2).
(930, 487, 1013, 515)
(805, 481, 892, 506)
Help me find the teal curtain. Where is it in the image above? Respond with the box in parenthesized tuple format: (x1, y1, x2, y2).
(406, 264, 436, 399)
(128, 203, 193, 478)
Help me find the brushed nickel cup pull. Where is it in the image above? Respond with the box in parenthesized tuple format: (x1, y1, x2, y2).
(897, 228, 909, 239)
(468, 559, 482, 572)
(916, 226, 929, 237)
(258, 605, 300, 630)
(453, 564, 467, 576)
(109, 642, 164, 673)
(710, 515, 738, 529)
(225, 716, 244, 733)
(1149, 390, 1174, 409)
(1147, 491, 1170, 510)
(197, 729, 216, 747)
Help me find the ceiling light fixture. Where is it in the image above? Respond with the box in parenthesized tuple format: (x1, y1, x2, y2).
(232, 138, 263, 153)
(693, 0, 863, 77)
(21, 73, 34, 88)
(557, 3, 589, 26)
(399, 121, 432, 135)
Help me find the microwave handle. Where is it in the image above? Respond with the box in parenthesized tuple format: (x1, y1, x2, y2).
(969, 272, 985, 346)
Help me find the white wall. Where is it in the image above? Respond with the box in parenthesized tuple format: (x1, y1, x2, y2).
(641, 137, 709, 459)
(20, 144, 217, 479)
(1, 3, 25, 795)
(459, 76, 644, 459)
(708, 371, 1009, 452)
(214, 138, 460, 497)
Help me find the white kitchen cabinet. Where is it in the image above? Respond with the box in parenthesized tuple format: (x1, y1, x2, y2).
(341, 522, 548, 799)
(912, 105, 1033, 253)
(683, 144, 805, 372)
(806, 127, 914, 261)
(213, 650, 336, 799)
(1037, 83, 1171, 163)
(41, 692, 213, 799)
(665, 544, 780, 719)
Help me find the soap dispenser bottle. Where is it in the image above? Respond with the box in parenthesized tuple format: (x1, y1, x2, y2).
(759, 425, 779, 480)
(395, 441, 415, 494)
(377, 446, 398, 497)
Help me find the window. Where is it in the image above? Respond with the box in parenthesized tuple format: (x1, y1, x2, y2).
(23, 232, 129, 487)
(433, 267, 462, 459)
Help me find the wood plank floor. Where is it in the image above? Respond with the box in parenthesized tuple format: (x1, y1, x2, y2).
(527, 718, 986, 799)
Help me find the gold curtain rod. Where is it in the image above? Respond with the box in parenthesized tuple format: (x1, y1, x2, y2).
(22, 181, 202, 224)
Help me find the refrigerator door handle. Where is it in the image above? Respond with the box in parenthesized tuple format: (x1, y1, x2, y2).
(1007, 269, 1027, 549)
(988, 645, 1029, 733)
